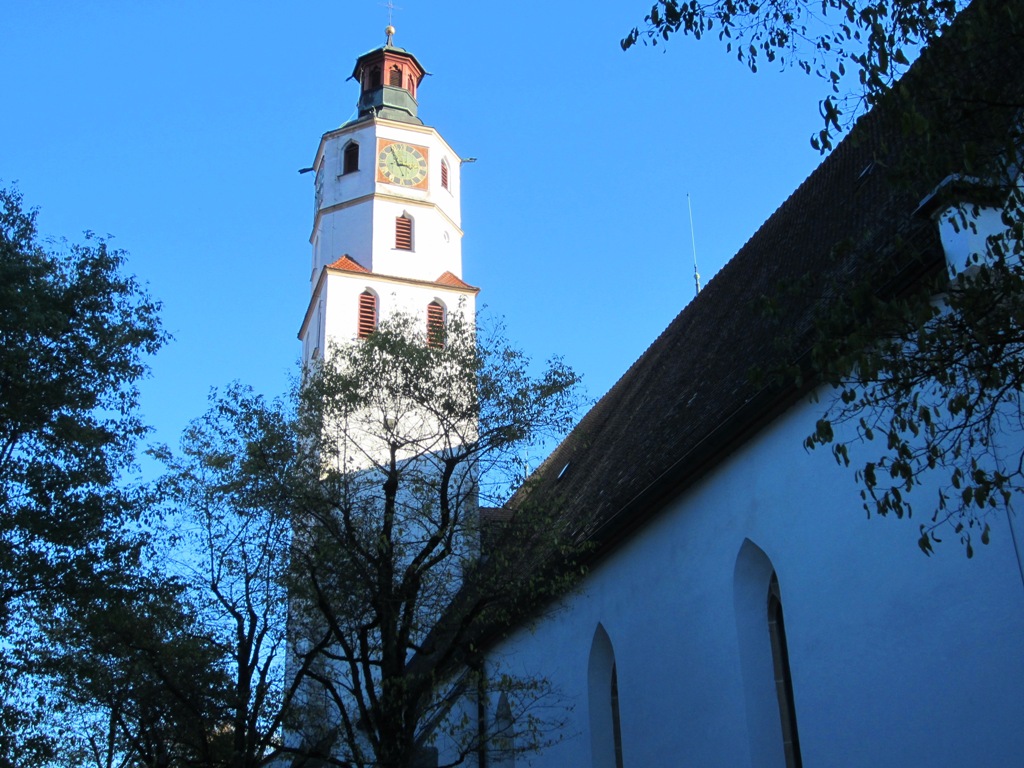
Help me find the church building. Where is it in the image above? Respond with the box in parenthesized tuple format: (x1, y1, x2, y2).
(299, 6, 1024, 767)
(440, 3, 1023, 767)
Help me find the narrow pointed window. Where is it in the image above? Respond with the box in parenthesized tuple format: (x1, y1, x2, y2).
(492, 693, 515, 767)
(343, 142, 359, 174)
(588, 624, 625, 768)
(369, 66, 381, 90)
(610, 663, 624, 768)
(357, 291, 377, 339)
(441, 159, 450, 190)
(427, 302, 445, 348)
(389, 65, 403, 87)
(395, 215, 413, 250)
(768, 572, 802, 768)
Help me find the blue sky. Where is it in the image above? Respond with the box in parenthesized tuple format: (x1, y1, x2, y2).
(3, 1, 827, 466)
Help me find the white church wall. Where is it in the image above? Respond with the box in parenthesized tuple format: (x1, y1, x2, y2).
(370, 196, 463, 282)
(463, 391, 1024, 767)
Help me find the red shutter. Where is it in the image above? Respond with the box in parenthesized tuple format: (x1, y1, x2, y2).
(441, 160, 449, 190)
(358, 292, 377, 338)
(427, 302, 444, 348)
(395, 216, 413, 250)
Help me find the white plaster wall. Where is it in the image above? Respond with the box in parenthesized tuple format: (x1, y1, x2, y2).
(459, 391, 1024, 767)
(320, 271, 474, 346)
(310, 119, 463, 284)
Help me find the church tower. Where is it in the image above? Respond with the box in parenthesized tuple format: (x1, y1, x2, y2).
(298, 26, 478, 364)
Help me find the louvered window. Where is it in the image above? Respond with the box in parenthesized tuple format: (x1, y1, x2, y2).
(357, 291, 377, 339)
(395, 216, 413, 250)
(369, 66, 381, 89)
(343, 142, 359, 174)
(389, 65, 403, 87)
(441, 159, 449, 190)
(427, 302, 445, 348)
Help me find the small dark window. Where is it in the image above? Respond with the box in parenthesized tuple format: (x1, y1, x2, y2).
(395, 216, 413, 250)
(369, 66, 381, 90)
(389, 65, 403, 87)
(427, 302, 444, 347)
(440, 159, 449, 190)
(343, 143, 359, 174)
(611, 662, 624, 768)
(357, 291, 377, 339)
(768, 572, 802, 768)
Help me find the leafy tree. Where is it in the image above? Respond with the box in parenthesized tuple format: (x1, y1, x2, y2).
(623, 0, 965, 151)
(38, 563, 231, 768)
(151, 386, 306, 768)
(626, 1, 1024, 554)
(164, 312, 584, 768)
(0, 186, 166, 758)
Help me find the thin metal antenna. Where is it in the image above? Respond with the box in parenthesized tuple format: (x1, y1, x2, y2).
(687, 193, 701, 296)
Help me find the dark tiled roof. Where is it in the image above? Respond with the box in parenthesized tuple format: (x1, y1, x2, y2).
(516, 0, 1024, 554)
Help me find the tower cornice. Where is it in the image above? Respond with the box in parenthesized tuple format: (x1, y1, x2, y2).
(310, 192, 464, 245)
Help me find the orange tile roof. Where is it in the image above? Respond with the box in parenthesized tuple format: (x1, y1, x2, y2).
(327, 255, 369, 273)
(435, 271, 475, 289)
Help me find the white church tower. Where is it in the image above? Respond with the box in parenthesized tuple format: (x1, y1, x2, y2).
(298, 26, 478, 364)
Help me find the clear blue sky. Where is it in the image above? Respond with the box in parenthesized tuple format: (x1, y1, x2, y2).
(3, 1, 826, 465)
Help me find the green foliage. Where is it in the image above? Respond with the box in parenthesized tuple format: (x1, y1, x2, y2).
(0, 186, 166, 760)
(161, 311, 585, 767)
(628, 2, 1024, 556)
(804, 197, 1024, 555)
(623, 0, 963, 150)
(153, 384, 302, 768)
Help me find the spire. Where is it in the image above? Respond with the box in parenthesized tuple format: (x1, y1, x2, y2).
(350, 26, 427, 125)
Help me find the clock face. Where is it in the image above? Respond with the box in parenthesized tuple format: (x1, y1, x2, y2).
(377, 142, 428, 187)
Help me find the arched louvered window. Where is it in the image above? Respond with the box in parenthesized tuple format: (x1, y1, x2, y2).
(343, 142, 359, 174)
(427, 302, 445, 348)
(441, 159, 449, 190)
(369, 66, 381, 89)
(389, 65, 403, 87)
(357, 291, 377, 339)
(768, 572, 802, 768)
(395, 215, 413, 250)
(406, 73, 416, 96)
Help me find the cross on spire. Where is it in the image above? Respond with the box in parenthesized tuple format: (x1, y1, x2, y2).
(381, 0, 402, 44)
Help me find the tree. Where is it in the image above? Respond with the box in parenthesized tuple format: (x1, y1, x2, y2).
(163, 312, 584, 768)
(38, 563, 231, 768)
(0, 186, 166, 758)
(152, 385, 306, 768)
(626, 1, 1024, 554)
(623, 0, 965, 151)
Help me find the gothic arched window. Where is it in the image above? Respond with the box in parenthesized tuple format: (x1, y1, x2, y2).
(768, 572, 802, 768)
(588, 624, 624, 768)
(343, 142, 359, 175)
(357, 290, 377, 339)
(389, 65, 403, 87)
(492, 693, 515, 767)
(369, 66, 381, 90)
